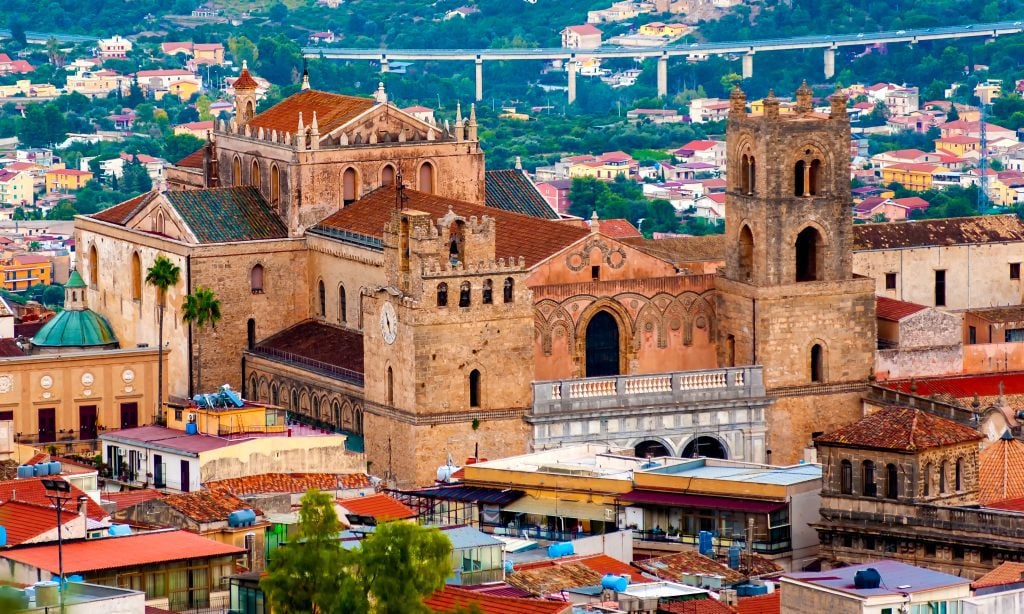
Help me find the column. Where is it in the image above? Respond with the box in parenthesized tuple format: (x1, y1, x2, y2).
(824, 47, 835, 80)
(475, 56, 483, 102)
(568, 59, 577, 105)
(741, 52, 753, 80)
(657, 55, 668, 98)
(380, 56, 389, 73)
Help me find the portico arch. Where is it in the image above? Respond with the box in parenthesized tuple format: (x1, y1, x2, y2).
(681, 435, 729, 459)
(575, 300, 633, 378)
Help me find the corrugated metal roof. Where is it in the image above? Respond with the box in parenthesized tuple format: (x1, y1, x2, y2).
(423, 585, 571, 614)
(408, 485, 524, 506)
(337, 493, 415, 521)
(442, 525, 504, 549)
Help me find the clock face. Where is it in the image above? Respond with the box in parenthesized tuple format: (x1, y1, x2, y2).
(380, 302, 398, 345)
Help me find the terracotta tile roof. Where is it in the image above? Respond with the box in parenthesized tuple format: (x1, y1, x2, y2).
(979, 435, 1024, 505)
(876, 296, 927, 322)
(972, 561, 1024, 589)
(161, 488, 260, 523)
(0, 477, 107, 519)
(661, 598, 737, 614)
(853, 215, 1024, 250)
(986, 496, 1024, 512)
(0, 501, 63, 546)
(248, 89, 374, 135)
(966, 305, 1024, 323)
(0, 338, 25, 356)
(881, 372, 1024, 399)
(175, 147, 206, 168)
(506, 562, 603, 595)
(165, 187, 288, 243)
(515, 554, 648, 583)
(424, 585, 571, 614)
(90, 191, 159, 225)
(892, 196, 930, 210)
(337, 493, 415, 521)
(598, 219, 642, 239)
(102, 488, 166, 511)
(736, 591, 780, 614)
(622, 235, 725, 264)
(205, 472, 371, 495)
(255, 320, 363, 377)
(814, 406, 983, 452)
(0, 529, 244, 574)
(484, 170, 559, 220)
(313, 186, 589, 268)
(632, 550, 781, 585)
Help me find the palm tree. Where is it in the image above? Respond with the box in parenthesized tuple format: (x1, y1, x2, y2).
(145, 255, 180, 422)
(181, 286, 222, 395)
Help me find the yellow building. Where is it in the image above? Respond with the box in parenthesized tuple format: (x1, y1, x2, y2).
(881, 163, 939, 191)
(65, 71, 126, 98)
(45, 169, 93, 193)
(934, 135, 980, 158)
(638, 21, 688, 37)
(567, 152, 635, 181)
(748, 99, 796, 115)
(193, 43, 225, 64)
(164, 387, 287, 437)
(162, 80, 200, 101)
(1, 254, 52, 291)
(0, 170, 34, 206)
(0, 80, 58, 98)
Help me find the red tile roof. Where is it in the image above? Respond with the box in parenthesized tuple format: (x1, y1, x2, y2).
(886, 162, 939, 173)
(232, 66, 259, 90)
(881, 372, 1024, 399)
(248, 89, 374, 135)
(598, 218, 642, 239)
(853, 215, 1024, 250)
(338, 493, 416, 521)
(0, 477, 107, 519)
(0, 529, 244, 574)
(91, 191, 159, 225)
(0, 501, 63, 546)
(972, 562, 1024, 589)
(814, 406, 983, 452)
(162, 488, 261, 524)
(892, 196, 930, 210)
(876, 296, 927, 322)
(632, 550, 779, 584)
(986, 496, 1024, 512)
(516, 554, 648, 583)
(736, 591, 780, 614)
(661, 598, 737, 614)
(176, 147, 206, 168)
(979, 436, 1024, 505)
(205, 472, 371, 495)
(424, 585, 571, 614)
(256, 320, 364, 376)
(102, 488, 165, 511)
(564, 24, 602, 36)
(314, 186, 589, 268)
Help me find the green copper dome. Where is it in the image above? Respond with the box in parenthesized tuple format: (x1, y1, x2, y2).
(65, 269, 86, 289)
(32, 309, 119, 349)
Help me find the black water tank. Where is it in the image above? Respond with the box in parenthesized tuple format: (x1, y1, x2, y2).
(854, 568, 882, 589)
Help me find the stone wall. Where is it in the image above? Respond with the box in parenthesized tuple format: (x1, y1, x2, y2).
(305, 233, 385, 330)
(198, 435, 363, 482)
(780, 580, 864, 614)
(768, 389, 865, 464)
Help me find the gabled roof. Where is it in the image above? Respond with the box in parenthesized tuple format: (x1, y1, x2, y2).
(161, 488, 262, 524)
(0, 530, 244, 574)
(0, 477, 106, 519)
(814, 406, 983, 452)
(424, 585, 571, 614)
(175, 147, 206, 169)
(505, 561, 603, 595)
(91, 191, 160, 225)
(484, 170, 559, 220)
(979, 435, 1024, 505)
(138, 187, 287, 243)
(598, 218, 642, 239)
(0, 501, 64, 546)
(853, 215, 1024, 250)
(972, 561, 1024, 590)
(102, 488, 165, 511)
(248, 89, 375, 135)
(205, 472, 371, 495)
(622, 235, 725, 264)
(892, 196, 930, 210)
(563, 24, 602, 36)
(313, 186, 589, 268)
(516, 553, 648, 583)
(337, 493, 415, 521)
(876, 296, 927, 322)
(736, 591, 781, 614)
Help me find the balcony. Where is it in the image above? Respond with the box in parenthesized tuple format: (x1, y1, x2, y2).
(531, 366, 765, 416)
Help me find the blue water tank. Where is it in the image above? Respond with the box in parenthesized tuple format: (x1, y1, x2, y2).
(698, 531, 714, 556)
(854, 568, 881, 589)
(0, 525, 6, 547)
(228, 509, 257, 527)
(67, 575, 83, 583)
(736, 584, 768, 597)
(546, 542, 574, 558)
(185, 423, 199, 435)
(503, 560, 514, 574)
(16, 465, 32, 479)
(728, 545, 742, 570)
(34, 463, 49, 477)
(601, 574, 629, 592)
(108, 524, 131, 537)
(47, 462, 61, 475)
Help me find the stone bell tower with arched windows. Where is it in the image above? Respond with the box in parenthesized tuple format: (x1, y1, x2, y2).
(716, 82, 876, 463)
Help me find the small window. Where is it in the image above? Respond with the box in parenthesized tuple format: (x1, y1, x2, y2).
(885, 272, 896, 290)
(934, 270, 946, 307)
(955, 457, 963, 491)
(940, 461, 947, 494)
(250, 263, 264, 293)
(503, 277, 514, 303)
(886, 463, 898, 499)
(1013, 263, 1021, 280)
(318, 280, 326, 317)
(969, 326, 977, 345)
(459, 282, 471, 308)
(840, 459, 852, 495)
(469, 369, 480, 408)
(923, 463, 932, 496)
(810, 344, 823, 383)
(131, 252, 142, 301)
(437, 283, 448, 307)
(339, 285, 347, 323)
(233, 156, 242, 187)
(591, 265, 600, 280)
(862, 460, 876, 497)
(925, 542, 936, 556)
(250, 159, 261, 190)
(482, 279, 493, 305)
(386, 367, 394, 406)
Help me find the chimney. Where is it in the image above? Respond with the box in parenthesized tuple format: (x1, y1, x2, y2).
(78, 495, 88, 537)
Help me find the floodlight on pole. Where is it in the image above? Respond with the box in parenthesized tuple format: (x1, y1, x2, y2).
(41, 477, 72, 610)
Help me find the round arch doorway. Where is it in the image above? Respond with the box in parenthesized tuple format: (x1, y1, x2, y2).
(635, 440, 671, 459)
(681, 436, 728, 459)
(585, 310, 620, 377)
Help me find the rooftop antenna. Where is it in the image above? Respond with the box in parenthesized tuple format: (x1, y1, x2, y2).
(978, 103, 989, 212)
(394, 167, 408, 210)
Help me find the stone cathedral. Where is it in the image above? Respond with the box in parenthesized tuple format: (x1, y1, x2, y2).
(70, 68, 876, 487)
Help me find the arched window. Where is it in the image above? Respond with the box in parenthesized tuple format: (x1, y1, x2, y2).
(343, 167, 358, 205)
(437, 283, 448, 307)
(448, 220, 465, 265)
(419, 161, 435, 194)
(738, 225, 754, 281)
(131, 252, 142, 301)
(381, 164, 395, 187)
(749, 157, 756, 194)
(89, 245, 98, 287)
(271, 385, 279, 406)
(809, 159, 821, 195)
(795, 226, 822, 282)
(250, 263, 264, 293)
(940, 461, 948, 494)
(886, 463, 899, 499)
(291, 389, 298, 410)
(233, 156, 242, 187)
(725, 334, 736, 367)
(250, 159, 261, 190)
(459, 281, 471, 307)
(469, 369, 480, 408)
(400, 217, 410, 272)
(318, 280, 326, 317)
(482, 279, 493, 304)
(156, 211, 166, 234)
(244, 100, 255, 122)
(270, 164, 281, 207)
(740, 154, 749, 191)
(923, 463, 932, 496)
(503, 277, 514, 303)
(794, 160, 805, 196)
(247, 318, 256, 349)
(955, 457, 963, 491)
(862, 460, 875, 496)
(840, 460, 852, 495)
(810, 343, 823, 383)
(339, 284, 347, 323)
(386, 366, 394, 406)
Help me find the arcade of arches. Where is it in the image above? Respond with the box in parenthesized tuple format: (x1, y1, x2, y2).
(245, 368, 365, 437)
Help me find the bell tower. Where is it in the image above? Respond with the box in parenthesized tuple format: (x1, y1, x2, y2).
(232, 61, 258, 126)
(715, 82, 876, 462)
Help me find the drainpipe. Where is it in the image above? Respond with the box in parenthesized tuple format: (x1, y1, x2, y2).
(186, 254, 193, 397)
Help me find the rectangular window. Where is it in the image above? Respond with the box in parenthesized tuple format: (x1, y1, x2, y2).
(591, 265, 600, 280)
(934, 270, 946, 307)
(1006, 328, 1024, 343)
(885, 272, 896, 290)
(969, 326, 977, 345)
(1012, 263, 1021, 280)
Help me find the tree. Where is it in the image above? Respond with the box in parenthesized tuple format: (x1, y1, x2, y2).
(123, 159, 153, 195)
(228, 36, 258, 67)
(9, 21, 26, 47)
(947, 104, 960, 122)
(181, 286, 221, 395)
(358, 522, 453, 614)
(28, 241, 40, 251)
(147, 255, 181, 421)
(165, 133, 204, 163)
(268, 1, 288, 23)
(42, 284, 64, 307)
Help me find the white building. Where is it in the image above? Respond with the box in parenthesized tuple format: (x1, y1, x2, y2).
(96, 35, 133, 59)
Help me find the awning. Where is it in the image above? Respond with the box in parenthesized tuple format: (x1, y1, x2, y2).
(407, 485, 524, 507)
(620, 490, 786, 514)
(502, 497, 617, 522)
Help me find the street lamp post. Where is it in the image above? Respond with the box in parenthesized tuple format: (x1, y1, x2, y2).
(41, 477, 72, 609)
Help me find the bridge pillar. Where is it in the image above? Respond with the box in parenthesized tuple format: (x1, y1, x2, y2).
(380, 56, 389, 73)
(568, 60, 577, 105)
(823, 47, 835, 80)
(475, 57, 483, 102)
(657, 55, 668, 98)
(741, 52, 754, 80)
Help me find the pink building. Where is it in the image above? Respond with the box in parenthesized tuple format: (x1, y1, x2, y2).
(537, 179, 572, 214)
